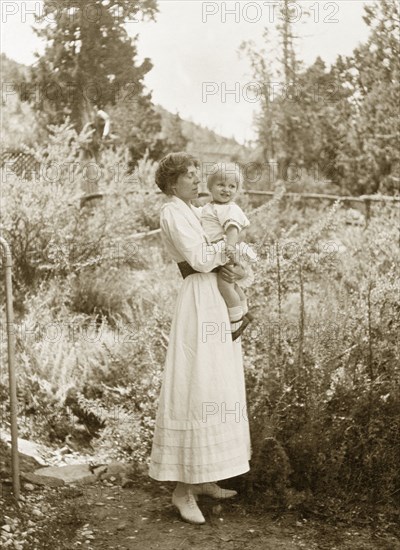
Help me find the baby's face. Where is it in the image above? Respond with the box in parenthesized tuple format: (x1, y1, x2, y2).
(210, 174, 238, 203)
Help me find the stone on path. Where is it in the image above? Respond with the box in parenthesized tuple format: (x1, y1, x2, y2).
(95, 462, 129, 478)
(33, 461, 130, 486)
(0, 432, 49, 466)
(21, 471, 65, 488)
(34, 464, 97, 485)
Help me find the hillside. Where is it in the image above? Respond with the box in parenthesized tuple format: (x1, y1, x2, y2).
(1, 54, 43, 150)
(0, 53, 30, 81)
(1, 54, 252, 167)
(156, 105, 250, 162)
(155, 105, 251, 165)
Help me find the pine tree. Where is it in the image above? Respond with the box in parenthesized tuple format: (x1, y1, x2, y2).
(242, 0, 399, 194)
(29, 0, 158, 131)
(240, 1, 306, 180)
(332, 0, 400, 194)
(274, 0, 303, 176)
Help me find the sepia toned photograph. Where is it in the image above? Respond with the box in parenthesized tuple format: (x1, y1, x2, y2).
(1, 1, 399, 548)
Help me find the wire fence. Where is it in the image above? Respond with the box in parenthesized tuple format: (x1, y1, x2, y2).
(0, 150, 40, 181)
(2, 147, 398, 236)
(89, 189, 399, 242)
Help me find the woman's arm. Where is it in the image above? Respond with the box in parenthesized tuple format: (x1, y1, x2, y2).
(161, 205, 226, 272)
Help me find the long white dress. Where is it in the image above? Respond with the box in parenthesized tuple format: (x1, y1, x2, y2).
(148, 196, 251, 484)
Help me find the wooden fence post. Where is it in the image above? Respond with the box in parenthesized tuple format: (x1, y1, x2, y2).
(0, 236, 20, 500)
(364, 198, 371, 227)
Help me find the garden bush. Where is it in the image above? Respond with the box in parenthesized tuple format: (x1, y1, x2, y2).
(243, 195, 400, 512)
(1, 134, 399, 519)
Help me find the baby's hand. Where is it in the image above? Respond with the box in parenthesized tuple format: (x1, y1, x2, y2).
(226, 249, 236, 265)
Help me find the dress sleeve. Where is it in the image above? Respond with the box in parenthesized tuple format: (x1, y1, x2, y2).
(217, 204, 250, 232)
(161, 205, 226, 272)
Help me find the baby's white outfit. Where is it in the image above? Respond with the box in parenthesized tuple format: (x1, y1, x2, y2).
(201, 202, 250, 241)
(201, 202, 256, 287)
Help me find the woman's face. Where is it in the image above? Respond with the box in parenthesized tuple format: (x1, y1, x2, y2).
(172, 164, 200, 204)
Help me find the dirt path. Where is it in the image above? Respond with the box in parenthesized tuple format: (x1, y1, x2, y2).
(1, 451, 399, 550)
(2, 475, 399, 549)
(64, 478, 399, 550)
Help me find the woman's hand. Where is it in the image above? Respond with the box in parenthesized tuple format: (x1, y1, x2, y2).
(219, 263, 246, 283)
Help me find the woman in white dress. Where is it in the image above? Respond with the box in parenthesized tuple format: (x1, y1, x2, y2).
(148, 152, 251, 524)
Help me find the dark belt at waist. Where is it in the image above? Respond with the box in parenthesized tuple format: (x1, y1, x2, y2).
(177, 261, 220, 279)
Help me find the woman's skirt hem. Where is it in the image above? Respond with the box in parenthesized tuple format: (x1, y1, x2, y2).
(148, 460, 250, 484)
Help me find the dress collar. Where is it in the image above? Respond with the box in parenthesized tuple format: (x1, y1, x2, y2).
(168, 195, 210, 243)
(170, 195, 200, 218)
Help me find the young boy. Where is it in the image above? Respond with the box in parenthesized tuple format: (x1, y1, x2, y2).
(201, 163, 255, 339)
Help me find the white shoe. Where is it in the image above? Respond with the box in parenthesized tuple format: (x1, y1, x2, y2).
(192, 482, 238, 499)
(172, 490, 206, 524)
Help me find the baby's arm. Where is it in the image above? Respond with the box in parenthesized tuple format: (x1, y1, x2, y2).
(217, 203, 249, 265)
(225, 224, 240, 264)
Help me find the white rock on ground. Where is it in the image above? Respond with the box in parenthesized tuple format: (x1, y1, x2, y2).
(33, 462, 130, 486)
(34, 464, 97, 485)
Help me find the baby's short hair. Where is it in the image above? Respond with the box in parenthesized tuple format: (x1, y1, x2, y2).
(207, 162, 243, 191)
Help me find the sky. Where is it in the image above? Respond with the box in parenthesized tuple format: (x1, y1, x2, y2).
(1, 1, 372, 143)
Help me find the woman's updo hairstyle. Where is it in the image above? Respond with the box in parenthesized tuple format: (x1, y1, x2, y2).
(155, 152, 200, 195)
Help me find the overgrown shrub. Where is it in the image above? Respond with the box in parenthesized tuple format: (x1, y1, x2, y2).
(1, 155, 399, 520)
(243, 197, 400, 511)
(0, 123, 162, 312)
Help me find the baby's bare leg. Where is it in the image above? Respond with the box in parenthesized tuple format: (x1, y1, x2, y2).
(218, 274, 244, 331)
(234, 284, 248, 314)
(218, 275, 241, 309)
(235, 284, 246, 302)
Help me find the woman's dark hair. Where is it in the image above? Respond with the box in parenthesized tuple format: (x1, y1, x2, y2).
(155, 152, 200, 195)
